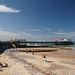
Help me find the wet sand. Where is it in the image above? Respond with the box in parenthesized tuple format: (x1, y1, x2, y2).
(0, 47, 75, 75)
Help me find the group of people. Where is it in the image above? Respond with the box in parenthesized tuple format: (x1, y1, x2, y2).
(0, 63, 8, 68)
(42, 55, 46, 58)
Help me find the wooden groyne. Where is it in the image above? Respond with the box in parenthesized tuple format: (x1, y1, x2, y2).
(28, 49, 57, 52)
(7, 48, 57, 52)
(59, 47, 72, 50)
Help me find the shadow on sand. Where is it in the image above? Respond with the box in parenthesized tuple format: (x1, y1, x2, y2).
(0, 48, 11, 55)
(0, 48, 7, 54)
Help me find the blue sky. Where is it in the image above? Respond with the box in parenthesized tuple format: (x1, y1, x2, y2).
(0, 0, 75, 41)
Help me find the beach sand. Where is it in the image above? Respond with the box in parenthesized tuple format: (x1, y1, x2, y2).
(0, 47, 75, 75)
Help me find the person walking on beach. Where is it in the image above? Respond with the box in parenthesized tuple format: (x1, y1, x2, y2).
(32, 52, 34, 55)
(43, 55, 46, 58)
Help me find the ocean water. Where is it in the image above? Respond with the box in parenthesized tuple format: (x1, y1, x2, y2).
(57, 43, 75, 55)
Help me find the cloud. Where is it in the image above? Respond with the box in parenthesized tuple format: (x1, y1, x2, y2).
(65, 32, 75, 37)
(1, 30, 75, 41)
(42, 27, 51, 31)
(31, 29, 42, 31)
(0, 30, 19, 36)
(0, 5, 20, 13)
(18, 32, 75, 41)
(25, 29, 42, 32)
(0, 27, 3, 30)
(55, 32, 75, 37)
(54, 32, 75, 40)
(0, 30, 55, 41)
(55, 32, 67, 34)
(23, 28, 51, 32)
(0, 30, 19, 40)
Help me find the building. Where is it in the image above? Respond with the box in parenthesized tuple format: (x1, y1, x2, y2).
(10, 38, 17, 42)
(55, 39, 71, 42)
(18, 39, 26, 42)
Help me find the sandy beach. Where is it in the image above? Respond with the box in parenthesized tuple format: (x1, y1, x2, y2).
(0, 47, 75, 75)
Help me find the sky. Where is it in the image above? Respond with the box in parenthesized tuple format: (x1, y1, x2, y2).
(0, 0, 75, 41)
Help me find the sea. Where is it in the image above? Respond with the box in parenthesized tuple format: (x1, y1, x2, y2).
(55, 42, 75, 56)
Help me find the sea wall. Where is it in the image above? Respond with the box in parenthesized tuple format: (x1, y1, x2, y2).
(0, 42, 13, 54)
